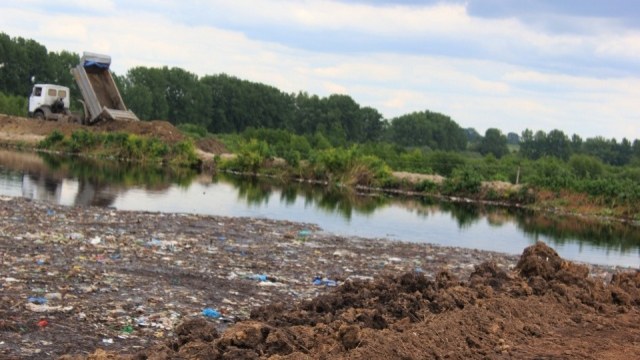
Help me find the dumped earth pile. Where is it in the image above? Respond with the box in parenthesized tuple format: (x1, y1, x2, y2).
(196, 137, 227, 155)
(0, 114, 184, 144)
(1, 197, 637, 359)
(0, 115, 226, 151)
(91, 242, 639, 360)
(93, 120, 184, 143)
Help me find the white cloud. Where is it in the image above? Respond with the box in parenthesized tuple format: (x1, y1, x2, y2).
(1, 1, 639, 140)
(595, 32, 640, 61)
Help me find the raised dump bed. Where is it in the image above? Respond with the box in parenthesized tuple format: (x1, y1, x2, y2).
(71, 52, 139, 124)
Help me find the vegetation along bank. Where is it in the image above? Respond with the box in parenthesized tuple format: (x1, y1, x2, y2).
(1, 33, 640, 222)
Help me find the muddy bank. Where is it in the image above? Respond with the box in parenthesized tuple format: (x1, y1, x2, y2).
(2, 196, 526, 359)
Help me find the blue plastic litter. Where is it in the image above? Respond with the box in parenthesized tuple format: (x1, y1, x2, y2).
(313, 276, 337, 287)
(28, 296, 47, 304)
(202, 308, 221, 318)
(298, 229, 312, 237)
(247, 274, 268, 282)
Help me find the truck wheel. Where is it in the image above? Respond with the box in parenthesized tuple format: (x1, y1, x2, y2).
(34, 111, 45, 120)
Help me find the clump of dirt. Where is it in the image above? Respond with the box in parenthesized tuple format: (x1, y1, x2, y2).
(103, 241, 640, 360)
(196, 137, 227, 154)
(93, 119, 185, 143)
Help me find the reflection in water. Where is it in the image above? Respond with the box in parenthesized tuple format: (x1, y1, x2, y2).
(0, 150, 196, 207)
(222, 174, 640, 256)
(514, 213, 640, 253)
(0, 149, 639, 266)
(222, 175, 385, 220)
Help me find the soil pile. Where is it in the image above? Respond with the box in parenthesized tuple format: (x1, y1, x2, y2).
(196, 137, 227, 155)
(0, 114, 226, 151)
(77, 242, 640, 359)
(0, 114, 183, 143)
(93, 119, 184, 143)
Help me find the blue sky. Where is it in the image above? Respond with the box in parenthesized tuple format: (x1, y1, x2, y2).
(2, 0, 639, 139)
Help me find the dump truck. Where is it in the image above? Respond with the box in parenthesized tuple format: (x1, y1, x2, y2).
(27, 84, 72, 121)
(28, 52, 138, 125)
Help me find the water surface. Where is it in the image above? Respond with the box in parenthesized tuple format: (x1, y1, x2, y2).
(1, 150, 638, 267)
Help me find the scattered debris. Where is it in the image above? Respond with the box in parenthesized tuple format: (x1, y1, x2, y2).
(0, 197, 630, 359)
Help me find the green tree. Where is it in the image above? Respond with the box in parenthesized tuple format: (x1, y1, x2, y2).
(546, 129, 571, 161)
(0, 91, 27, 116)
(479, 128, 509, 158)
(389, 110, 467, 151)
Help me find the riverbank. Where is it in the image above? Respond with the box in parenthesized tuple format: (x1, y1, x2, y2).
(1, 197, 638, 359)
(1, 113, 638, 228)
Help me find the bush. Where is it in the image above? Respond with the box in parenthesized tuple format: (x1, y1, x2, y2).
(0, 91, 27, 117)
(220, 139, 273, 174)
(427, 151, 466, 177)
(529, 157, 575, 190)
(415, 179, 438, 193)
(37, 130, 199, 168)
(38, 130, 65, 148)
(569, 154, 604, 179)
(442, 166, 482, 195)
(177, 123, 209, 139)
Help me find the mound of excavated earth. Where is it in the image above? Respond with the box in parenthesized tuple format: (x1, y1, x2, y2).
(62, 244, 639, 359)
(0, 115, 225, 154)
(0, 114, 184, 143)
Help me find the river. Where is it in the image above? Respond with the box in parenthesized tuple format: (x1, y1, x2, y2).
(1, 149, 638, 267)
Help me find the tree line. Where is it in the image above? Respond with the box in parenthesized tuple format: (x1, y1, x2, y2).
(1, 32, 640, 168)
(0, 32, 467, 150)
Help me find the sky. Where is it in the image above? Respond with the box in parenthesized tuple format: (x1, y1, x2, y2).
(1, 0, 639, 140)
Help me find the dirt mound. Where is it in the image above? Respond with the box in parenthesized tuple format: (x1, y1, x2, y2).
(196, 137, 227, 154)
(0, 114, 84, 138)
(93, 242, 639, 359)
(0, 114, 188, 145)
(93, 119, 185, 143)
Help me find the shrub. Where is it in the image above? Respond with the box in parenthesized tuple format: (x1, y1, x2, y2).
(442, 166, 482, 195)
(529, 157, 575, 190)
(415, 179, 438, 193)
(220, 139, 273, 174)
(569, 154, 604, 179)
(427, 151, 466, 177)
(177, 123, 209, 139)
(38, 130, 65, 148)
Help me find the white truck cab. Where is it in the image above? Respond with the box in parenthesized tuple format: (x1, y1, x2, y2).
(28, 84, 71, 120)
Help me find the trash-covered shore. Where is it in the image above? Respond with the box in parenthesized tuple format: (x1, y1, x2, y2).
(0, 196, 627, 359)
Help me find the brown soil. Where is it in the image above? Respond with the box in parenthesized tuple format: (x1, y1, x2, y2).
(0, 114, 182, 144)
(196, 137, 227, 155)
(68, 243, 639, 359)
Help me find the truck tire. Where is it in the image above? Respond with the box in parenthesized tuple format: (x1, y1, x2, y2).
(34, 111, 45, 120)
